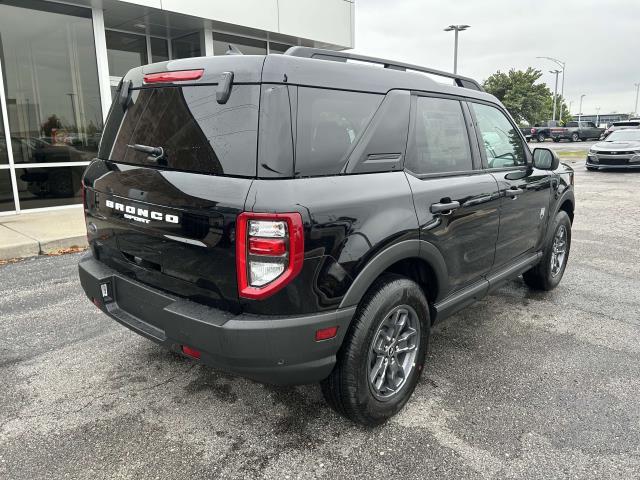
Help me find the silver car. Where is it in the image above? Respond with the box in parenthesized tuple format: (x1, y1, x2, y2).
(586, 129, 640, 170)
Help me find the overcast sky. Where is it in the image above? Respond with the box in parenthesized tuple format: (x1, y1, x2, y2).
(350, 0, 640, 115)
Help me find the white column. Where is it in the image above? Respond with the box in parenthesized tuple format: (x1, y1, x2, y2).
(91, 7, 112, 122)
(203, 22, 214, 56)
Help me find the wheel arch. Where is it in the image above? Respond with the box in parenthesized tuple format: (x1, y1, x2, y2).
(559, 197, 574, 223)
(338, 239, 449, 314)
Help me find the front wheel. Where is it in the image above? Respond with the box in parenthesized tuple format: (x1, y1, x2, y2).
(321, 275, 429, 426)
(523, 211, 572, 290)
(571, 133, 580, 142)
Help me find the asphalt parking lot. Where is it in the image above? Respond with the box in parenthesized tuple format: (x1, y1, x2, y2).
(1, 157, 639, 479)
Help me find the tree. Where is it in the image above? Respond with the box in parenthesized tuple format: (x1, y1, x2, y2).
(553, 95, 573, 125)
(483, 68, 557, 126)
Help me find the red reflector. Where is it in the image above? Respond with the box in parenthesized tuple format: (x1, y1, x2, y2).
(92, 297, 100, 308)
(248, 237, 286, 256)
(181, 345, 201, 359)
(143, 69, 204, 84)
(315, 326, 338, 341)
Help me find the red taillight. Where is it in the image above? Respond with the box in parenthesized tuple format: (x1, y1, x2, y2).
(236, 212, 304, 300)
(315, 326, 338, 341)
(248, 237, 287, 256)
(143, 69, 204, 84)
(181, 345, 201, 359)
(531, 128, 537, 133)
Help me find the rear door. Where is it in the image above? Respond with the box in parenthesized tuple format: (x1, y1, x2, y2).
(83, 59, 264, 311)
(405, 94, 501, 294)
(467, 100, 552, 268)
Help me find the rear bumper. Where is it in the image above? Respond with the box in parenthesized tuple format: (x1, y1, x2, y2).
(78, 253, 355, 385)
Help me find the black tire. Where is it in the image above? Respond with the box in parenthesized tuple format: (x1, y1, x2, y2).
(571, 133, 580, 142)
(552, 138, 560, 143)
(523, 211, 571, 291)
(537, 133, 546, 142)
(321, 274, 430, 426)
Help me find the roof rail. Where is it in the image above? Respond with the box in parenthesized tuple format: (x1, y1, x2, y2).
(284, 47, 484, 92)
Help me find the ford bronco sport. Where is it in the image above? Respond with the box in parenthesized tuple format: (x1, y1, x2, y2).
(79, 47, 575, 425)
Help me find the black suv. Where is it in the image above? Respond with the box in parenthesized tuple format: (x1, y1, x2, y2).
(79, 47, 575, 425)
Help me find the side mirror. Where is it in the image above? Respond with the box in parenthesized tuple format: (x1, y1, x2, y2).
(532, 147, 560, 170)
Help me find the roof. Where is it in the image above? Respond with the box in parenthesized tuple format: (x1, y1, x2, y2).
(124, 47, 499, 105)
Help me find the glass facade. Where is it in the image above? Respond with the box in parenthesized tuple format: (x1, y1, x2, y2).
(213, 32, 266, 55)
(172, 32, 201, 59)
(0, 0, 102, 212)
(106, 30, 148, 77)
(0, 1, 304, 214)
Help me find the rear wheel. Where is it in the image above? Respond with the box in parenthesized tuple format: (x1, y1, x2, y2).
(321, 275, 429, 426)
(523, 211, 571, 290)
(537, 133, 546, 142)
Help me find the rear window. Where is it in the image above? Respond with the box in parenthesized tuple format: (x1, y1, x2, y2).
(99, 84, 259, 176)
(295, 88, 382, 176)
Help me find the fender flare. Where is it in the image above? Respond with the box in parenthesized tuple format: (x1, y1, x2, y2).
(338, 239, 449, 309)
(551, 187, 575, 222)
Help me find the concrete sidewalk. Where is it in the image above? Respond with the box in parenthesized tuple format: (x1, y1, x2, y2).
(0, 208, 87, 260)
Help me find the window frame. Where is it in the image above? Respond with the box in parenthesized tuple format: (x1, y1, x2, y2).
(405, 91, 483, 179)
(466, 99, 532, 172)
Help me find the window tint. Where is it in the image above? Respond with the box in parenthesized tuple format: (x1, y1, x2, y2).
(471, 103, 526, 168)
(103, 85, 259, 176)
(407, 96, 472, 174)
(295, 88, 382, 176)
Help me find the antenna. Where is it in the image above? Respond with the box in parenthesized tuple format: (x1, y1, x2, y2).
(225, 44, 243, 56)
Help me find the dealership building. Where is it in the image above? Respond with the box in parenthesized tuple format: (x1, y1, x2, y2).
(0, 0, 354, 214)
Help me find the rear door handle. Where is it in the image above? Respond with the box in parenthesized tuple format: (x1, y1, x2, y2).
(505, 188, 524, 197)
(430, 201, 460, 214)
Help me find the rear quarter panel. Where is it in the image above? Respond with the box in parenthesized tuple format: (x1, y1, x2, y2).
(243, 172, 418, 314)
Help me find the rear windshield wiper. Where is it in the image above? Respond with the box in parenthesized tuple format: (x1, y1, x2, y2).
(127, 144, 165, 162)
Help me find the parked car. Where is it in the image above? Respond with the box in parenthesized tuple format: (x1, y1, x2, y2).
(586, 128, 640, 170)
(602, 120, 640, 139)
(550, 121, 605, 142)
(78, 47, 575, 425)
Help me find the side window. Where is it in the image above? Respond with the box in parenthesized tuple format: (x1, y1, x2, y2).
(295, 88, 382, 177)
(407, 96, 473, 175)
(471, 103, 526, 168)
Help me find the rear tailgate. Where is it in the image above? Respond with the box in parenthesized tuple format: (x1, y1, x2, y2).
(83, 56, 264, 311)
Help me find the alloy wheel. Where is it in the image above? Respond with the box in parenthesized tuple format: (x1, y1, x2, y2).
(367, 305, 420, 401)
(550, 224, 568, 277)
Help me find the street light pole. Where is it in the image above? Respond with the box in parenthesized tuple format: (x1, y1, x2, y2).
(537, 56, 566, 120)
(595, 107, 600, 126)
(634, 83, 640, 116)
(579, 94, 586, 123)
(550, 70, 561, 122)
(444, 25, 470, 74)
